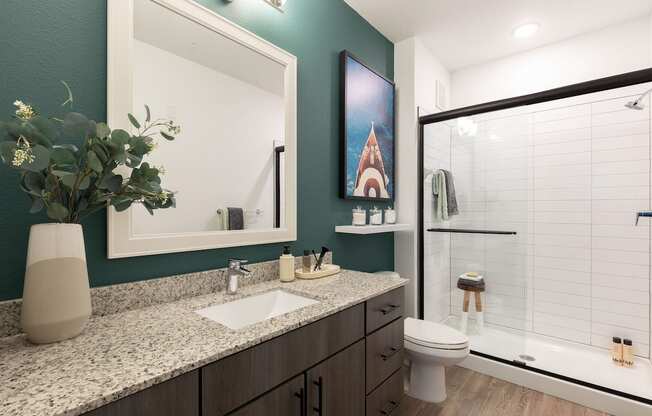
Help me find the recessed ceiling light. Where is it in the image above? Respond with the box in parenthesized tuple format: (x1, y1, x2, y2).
(512, 23, 539, 39)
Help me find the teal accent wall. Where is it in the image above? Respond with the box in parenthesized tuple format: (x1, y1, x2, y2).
(0, 0, 394, 301)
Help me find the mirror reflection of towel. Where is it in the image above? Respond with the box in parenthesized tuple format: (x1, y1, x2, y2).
(227, 207, 244, 230)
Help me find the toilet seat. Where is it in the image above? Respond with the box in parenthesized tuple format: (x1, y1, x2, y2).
(404, 317, 469, 350)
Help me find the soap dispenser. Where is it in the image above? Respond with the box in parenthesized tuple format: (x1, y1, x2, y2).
(279, 245, 295, 282)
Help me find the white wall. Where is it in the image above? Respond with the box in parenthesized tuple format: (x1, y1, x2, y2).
(394, 37, 450, 317)
(451, 16, 652, 108)
(132, 40, 284, 235)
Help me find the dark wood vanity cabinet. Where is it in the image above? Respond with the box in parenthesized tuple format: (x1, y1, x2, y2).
(83, 370, 199, 416)
(83, 287, 404, 416)
(307, 340, 366, 415)
(229, 374, 305, 416)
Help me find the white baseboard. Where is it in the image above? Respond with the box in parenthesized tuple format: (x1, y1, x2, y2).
(459, 354, 651, 416)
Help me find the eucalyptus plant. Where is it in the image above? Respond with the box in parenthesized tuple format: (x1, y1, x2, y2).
(0, 82, 180, 223)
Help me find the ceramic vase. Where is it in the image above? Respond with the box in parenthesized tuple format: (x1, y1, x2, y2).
(21, 223, 92, 344)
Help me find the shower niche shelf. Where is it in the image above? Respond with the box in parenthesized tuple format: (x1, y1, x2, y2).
(335, 224, 411, 234)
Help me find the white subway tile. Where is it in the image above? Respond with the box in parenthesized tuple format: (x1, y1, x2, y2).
(592, 109, 650, 126)
(592, 134, 649, 151)
(592, 273, 649, 291)
(534, 140, 590, 156)
(534, 266, 591, 284)
(592, 186, 649, 200)
(591, 173, 649, 188)
(534, 222, 590, 236)
(591, 120, 649, 139)
(592, 261, 649, 279)
(591, 160, 649, 175)
(533, 128, 591, 145)
(534, 115, 591, 134)
(592, 236, 649, 252)
(534, 300, 591, 321)
(592, 285, 649, 305)
(534, 311, 590, 331)
(592, 224, 649, 239)
(535, 278, 590, 296)
(591, 298, 649, 318)
(592, 146, 649, 163)
(534, 321, 591, 344)
(535, 290, 591, 309)
(533, 152, 590, 167)
(591, 249, 650, 266)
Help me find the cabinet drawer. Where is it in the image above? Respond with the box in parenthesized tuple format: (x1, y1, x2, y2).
(365, 369, 403, 416)
(202, 304, 364, 415)
(366, 317, 404, 393)
(83, 370, 199, 416)
(366, 287, 404, 334)
(229, 374, 304, 416)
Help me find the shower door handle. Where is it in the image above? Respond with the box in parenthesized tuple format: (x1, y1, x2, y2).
(635, 211, 652, 225)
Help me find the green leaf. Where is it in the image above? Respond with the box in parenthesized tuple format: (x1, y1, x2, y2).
(111, 195, 133, 212)
(51, 147, 77, 166)
(46, 202, 69, 221)
(142, 200, 154, 215)
(29, 116, 59, 145)
(110, 129, 130, 145)
(22, 171, 45, 195)
(62, 112, 89, 139)
(60, 174, 76, 189)
(96, 122, 111, 139)
(29, 197, 45, 214)
(128, 136, 150, 158)
(127, 113, 141, 129)
(22, 145, 50, 172)
(0, 141, 16, 164)
(160, 131, 174, 141)
(91, 142, 109, 162)
(78, 175, 91, 190)
(99, 174, 122, 193)
(145, 105, 151, 123)
(86, 150, 102, 173)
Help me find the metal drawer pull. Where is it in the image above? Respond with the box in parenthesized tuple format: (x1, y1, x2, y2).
(294, 387, 306, 416)
(380, 400, 399, 415)
(379, 304, 399, 315)
(380, 346, 401, 361)
(312, 376, 323, 415)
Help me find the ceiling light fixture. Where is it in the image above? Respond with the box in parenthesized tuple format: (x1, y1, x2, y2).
(512, 22, 539, 39)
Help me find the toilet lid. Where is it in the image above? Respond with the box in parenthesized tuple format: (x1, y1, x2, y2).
(404, 317, 469, 349)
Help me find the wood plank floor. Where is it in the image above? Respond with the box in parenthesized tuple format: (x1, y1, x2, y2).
(398, 366, 610, 416)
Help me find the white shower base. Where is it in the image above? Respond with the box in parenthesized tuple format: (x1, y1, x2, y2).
(444, 316, 652, 403)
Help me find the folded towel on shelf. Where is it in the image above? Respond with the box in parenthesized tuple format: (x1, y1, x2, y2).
(227, 207, 244, 230)
(432, 170, 448, 221)
(219, 208, 230, 230)
(442, 169, 459, 216)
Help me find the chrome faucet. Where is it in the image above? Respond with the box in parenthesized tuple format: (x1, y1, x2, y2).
(226, 259, 250, 295)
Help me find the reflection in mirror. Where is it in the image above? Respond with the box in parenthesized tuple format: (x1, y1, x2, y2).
(131, 0, 286, 235)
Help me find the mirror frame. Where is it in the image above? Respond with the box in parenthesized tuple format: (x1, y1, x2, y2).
(106, 0, 297, 258)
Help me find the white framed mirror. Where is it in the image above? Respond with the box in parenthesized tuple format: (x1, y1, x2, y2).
(106, 0, 297, 258)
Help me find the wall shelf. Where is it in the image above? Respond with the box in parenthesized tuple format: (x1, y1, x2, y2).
(335, 224, 411, 234)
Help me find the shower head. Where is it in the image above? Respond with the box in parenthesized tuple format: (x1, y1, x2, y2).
(625, 100, 646, 110)
(624, 87, 652, 110)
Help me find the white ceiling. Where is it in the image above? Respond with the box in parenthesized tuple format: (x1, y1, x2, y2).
(343, 0, 652, 71)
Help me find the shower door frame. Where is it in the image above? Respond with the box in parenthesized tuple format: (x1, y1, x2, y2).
(417, 67, 652, 405)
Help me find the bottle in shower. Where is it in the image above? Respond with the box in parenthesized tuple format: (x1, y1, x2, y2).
(612, 337, 623, 366)
(623, 339, 634, 368)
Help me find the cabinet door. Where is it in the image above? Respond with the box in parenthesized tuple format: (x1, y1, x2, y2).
(83, 370, 198, 416)
(306, 339, 365, 416)
(229, 374, 305, 416)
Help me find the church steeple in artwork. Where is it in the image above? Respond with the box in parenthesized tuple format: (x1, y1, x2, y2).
(353, 122, 389, 199)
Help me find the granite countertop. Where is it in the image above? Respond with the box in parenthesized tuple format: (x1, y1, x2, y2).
(0, 270, 407, 416)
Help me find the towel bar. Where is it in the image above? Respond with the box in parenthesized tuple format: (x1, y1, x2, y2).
(427, 228, 517, 235)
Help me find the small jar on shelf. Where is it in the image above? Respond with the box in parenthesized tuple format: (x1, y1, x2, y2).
(352, 206, 366, 226)
(369, 206, 383, 225)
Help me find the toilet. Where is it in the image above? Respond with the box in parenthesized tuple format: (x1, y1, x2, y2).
(372, 272, 470, 403)
(404, 317, 469, 403)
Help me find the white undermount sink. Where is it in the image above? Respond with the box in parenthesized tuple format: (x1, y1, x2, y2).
(195, 290, 319, 330)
